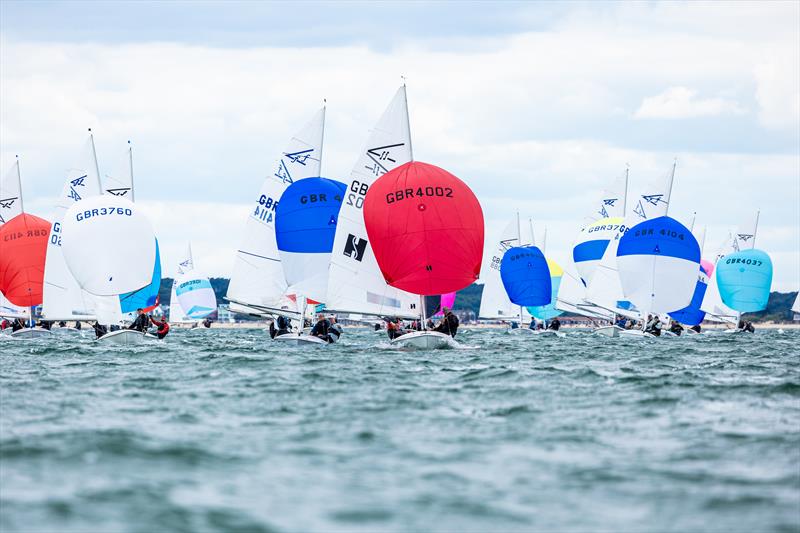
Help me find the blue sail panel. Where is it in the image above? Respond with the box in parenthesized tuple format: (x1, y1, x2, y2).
(527, 275, 564, 320)
(716, 249, 773, 312)
(119, 239, 161, 312)
(275, 177, 346, 254)
(573, 239, 610, 264)
(617, 216, 701, 262)
(500, 246, 551, 307)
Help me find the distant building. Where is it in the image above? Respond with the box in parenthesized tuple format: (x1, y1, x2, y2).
(217, 304, 235, 323)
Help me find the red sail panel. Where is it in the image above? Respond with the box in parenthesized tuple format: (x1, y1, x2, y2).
(363, 161, 484, 296)
(0, 213, 51, 307)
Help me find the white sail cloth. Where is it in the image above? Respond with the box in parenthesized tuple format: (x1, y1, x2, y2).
(325, 87, 419, 318)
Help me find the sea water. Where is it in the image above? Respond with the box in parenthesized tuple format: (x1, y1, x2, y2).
(1, 328, 798, 532)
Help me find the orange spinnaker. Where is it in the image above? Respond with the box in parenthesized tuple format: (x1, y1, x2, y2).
(0, 213, 51, 307)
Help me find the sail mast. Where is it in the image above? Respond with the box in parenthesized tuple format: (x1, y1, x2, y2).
(516, 212, 524, 326)
(319, 101, 327, 171)
(752, 210, 760, 248)
(128, 140, 135, 202)
(664, 159, 676, 217)
(402, 80, 414, 162)
(622, 165, 629, 216)
(14, 155, 24, 214)
(89, 129, 102, 193)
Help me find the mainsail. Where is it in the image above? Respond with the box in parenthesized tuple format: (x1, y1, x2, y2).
(0, 158, 23, 226)
(42, 134, 106, 320)
(325, 86, 419, 318)
(226, 108, 325, 314)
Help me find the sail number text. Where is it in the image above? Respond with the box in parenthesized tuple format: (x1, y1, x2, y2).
(346, 181, 369, 209)
(76, 207, 133, 221)
(386, 187, 453, 204)
(255, 195, 278, 223)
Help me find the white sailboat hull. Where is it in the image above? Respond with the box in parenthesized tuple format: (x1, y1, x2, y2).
(618, 329, 656, 339)
(10, 328, 53, 339)
(98, 329, 159, 344)
(391, 331, 454, 350)
(508, 327, 536, 335)
(273, 333, 329, 346)
(593, 325, 623, 337)
(51, 327, 84, 335)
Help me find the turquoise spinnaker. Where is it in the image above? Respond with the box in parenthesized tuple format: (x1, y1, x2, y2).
(716, 249, 772, 313)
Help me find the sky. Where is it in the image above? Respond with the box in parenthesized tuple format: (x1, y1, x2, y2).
(1, 0, 798, 291)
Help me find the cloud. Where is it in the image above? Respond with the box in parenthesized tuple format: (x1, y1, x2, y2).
(634, 87, 746, 120)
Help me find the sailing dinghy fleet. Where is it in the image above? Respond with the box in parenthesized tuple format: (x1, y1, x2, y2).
(0, 85, 786, 346)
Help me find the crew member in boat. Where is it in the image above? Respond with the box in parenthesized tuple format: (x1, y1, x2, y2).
(528, 318, 536, 330)
(11, 318, 24, 332)
(58, 321, 67, 328)
(668, 320, 684, 336)
(92, 322, 108, 339)
(386, 317, 405, 340)
(269, 315, 292, 338)
(38, 320, 52, 330)
(128, 308, 150, 332)
(645, 314, 662, 336)
(433, 307, 459, 338)
(74, 321, 82, 330)
(615, 315, 628, 329)
(548, 317, 561, 331)
(690, 324, 702, 333)
(150, 316, 170, 339)
(323, 315, 343, 344)
(202, 317, 212, 328)
(311, 313, 332, 340)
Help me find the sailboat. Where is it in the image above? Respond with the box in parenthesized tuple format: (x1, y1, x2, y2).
(364, 160, 484, 349)
(615, 162, 701, 338)
(699, 231, 740, 325)
(325, 86, 420, 321)
(500, 222, 552, 335)
(478, 215, 536, 327)
(226, 108, 325, 322)
(273, 177, 346, 345)
(0, 157, 53, 338)
(715, 211, 773, 329)
(667, 218, 711, 333)
(0, 159, 30, 325)
(60, 136, 161, 344)
(169, 243, 217, 326)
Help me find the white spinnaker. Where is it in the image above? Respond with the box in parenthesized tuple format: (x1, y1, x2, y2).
(0, 159, 23, 225)
(617, 248, 700, 314)
(174, 270, 217, 320)
(226, 108, 325, 312)
(169, 243, 194, 323)
(478, 217, 535, 320)
(61, 195, 156, 296)
(0, 290, 27, 318)
(325, 86, 419, 318)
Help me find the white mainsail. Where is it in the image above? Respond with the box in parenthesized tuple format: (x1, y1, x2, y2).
(734, 210, 759, 251)
(0, 158, 23, 225)
(589, 167, 628, 222)
(478, 216, 535, 320)
(42, 135, 106, 320)
(104, 141, 134, 200)
(226, 108, 325, 315)
(700, 231, 738, 323)
(325, 86, 419, 318)
(555, 265, 613, 320)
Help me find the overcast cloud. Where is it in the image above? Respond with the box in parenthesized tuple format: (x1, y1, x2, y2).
(1, 1, 798, 290)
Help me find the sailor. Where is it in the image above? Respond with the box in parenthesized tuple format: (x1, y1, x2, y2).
(74, 321, 82, 330)
(386, 317, 405, 340)
(744, 321, 755, 333)
(426, 319, 434, 329)
(11, 318, 24, 332)
(373, 322, 381, 331)
(669, 320, 684, 336)
(92, 322, 108, 339)
(529, 318, 536, 330)
(645, 314, 662, 336)
(269, 315, 292, 338)
(0, 319, 8, 330)
(38, 320, 52, 330)
(615, 315, 627, 329)
(311, 313, 331, 339)
(202, 317, 212, 328)
(433, 307, 459, 338)
(58, 321, 67, 328)
(128, 308, 150, 332)
(548, 317, 561, 331)
(324, 315, 343, 343)
(690, 324, 702, 333)
(150, 316, 170, 339)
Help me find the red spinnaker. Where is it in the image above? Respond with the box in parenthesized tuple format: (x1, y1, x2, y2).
(0, 213, 51, 307)
(363, 161, 484, 296)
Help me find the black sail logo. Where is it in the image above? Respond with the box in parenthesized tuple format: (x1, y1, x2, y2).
(344, 234, 367, 261)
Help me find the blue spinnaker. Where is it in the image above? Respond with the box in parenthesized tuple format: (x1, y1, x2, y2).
(500, 246, 551, 307)
(119, 239, 161, 312)
(275, 177, 346, 254)
(716, 249, 772, 312)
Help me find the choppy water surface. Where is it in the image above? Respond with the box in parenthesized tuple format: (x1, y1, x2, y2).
(1, 327, 799, 532)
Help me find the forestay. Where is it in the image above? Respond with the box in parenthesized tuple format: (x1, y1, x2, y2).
(226, 108, 325, 312)
(325, 87, 419, 318)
